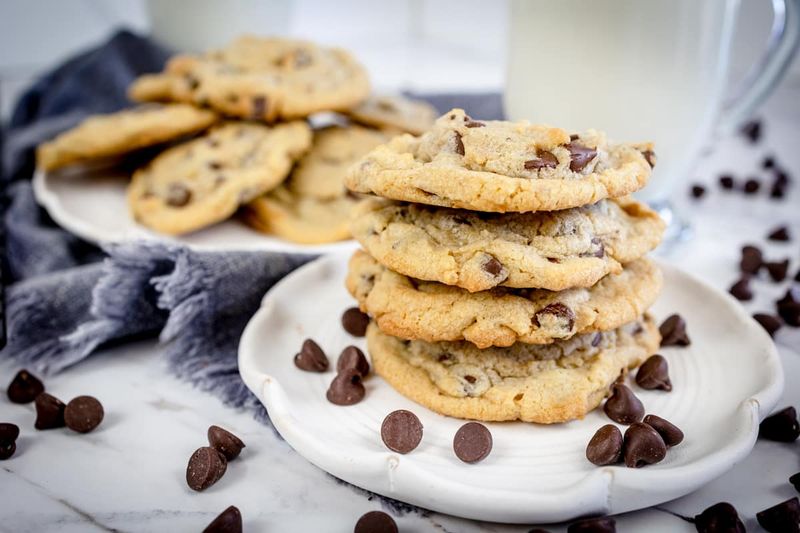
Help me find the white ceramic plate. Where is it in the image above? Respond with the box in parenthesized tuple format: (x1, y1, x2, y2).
(238, 252, 783, 524)
(33, 168, 358, 254)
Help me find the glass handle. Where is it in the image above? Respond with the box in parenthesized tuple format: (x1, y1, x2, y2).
(718, 0, 800, 133)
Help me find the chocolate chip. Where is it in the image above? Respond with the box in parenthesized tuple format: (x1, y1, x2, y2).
(381, 410, 423, 454)
(691, 185, 706, 199)
(337, 346, 370, 376)
(533, 302, 576, 331)
(791, 472, 800, 492)
(482, 255, 506, 279)
(252, 95, 267, 118)
(524, 151, 558, 170)
(354, 511, 398, 533)
(592, 333, 603, 347)
(185, 75, 199, 90)
(765, 259, 790, 282)
(796, 268, 800, 282)
(623, 422, 666, 468)
(453, 422, 492, 463)
(0, 423, 19, 460)
(342, 307, 369, 337)
(740, 245, 763, 274)
(719, 175, 735, 189)
(186, 446, 228, 491)
(604, 384, 644, 424)
(759, 406, 799, 442)
(202, 505, 242, 533)
(740, 119, 762, 143)
(728, 277, 753, 301)
(763, 156, 776, 169)
(641, 149, 656, 168)
(768, 225, 790, 241)
(585, 424, 623, 466)
(776, 169, 792, 186)
(695, 502, 745, 533)
(754, 313, 782, 337)
(566, 141, 597, 172)
(7, 369, 44, 404)
(34, 392, 66, 430)
(635, 355, 672, 391)
(744, 178, 761, 194)
(294, 339, 329, 372)
(567, 516, 616, 533)
(643, 414, 683, 447)
(166, 184, 192, 207)
(326, 368, 365, 406)
(453, 131, 465, 155)
(64, 396, 104, 433)
(208, 425, 245, 461)
(659, 314, 691, 347)
(777, 289, 800, 327)
(771, 181, 787, 199)
(465, 120, 485, 128)
(757, 497, 800, 533)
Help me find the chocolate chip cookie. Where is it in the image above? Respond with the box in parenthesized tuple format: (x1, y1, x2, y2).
(350, 196, 664, 292)
(345, 108, 654, 212)
(36, 103, 217, 171)
(129, 36, 370, 122)
(128, 121, 311, 235)
(366, 316, 660, 424)
(346, 94, 438, 135)
(347, 249, 662, 348)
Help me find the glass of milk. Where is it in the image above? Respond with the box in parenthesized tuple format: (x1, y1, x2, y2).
(505, 0, 800, 212)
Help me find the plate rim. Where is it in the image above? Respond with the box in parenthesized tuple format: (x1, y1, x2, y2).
(238, 251, 784, 524)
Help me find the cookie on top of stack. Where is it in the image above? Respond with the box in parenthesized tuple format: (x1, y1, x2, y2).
(36, 36, 438, 243)
(344, 109, 666, 424)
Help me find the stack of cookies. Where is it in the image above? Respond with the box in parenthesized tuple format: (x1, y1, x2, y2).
(36, 36, 437, 243)
(344, 109, 666, 423)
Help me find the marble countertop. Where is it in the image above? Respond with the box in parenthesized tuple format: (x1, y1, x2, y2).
(2, 84, 800, 532)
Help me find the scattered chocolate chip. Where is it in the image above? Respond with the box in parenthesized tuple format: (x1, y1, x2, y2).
(743, 178, 761, 194)
(566, 141, 597, 172)
(465, 120, 485, 128)
(796, 268, 800, 282)
(719, 175, 735, 189)
(0, 423, 19, 461)
(695, 502, 745, 533)
(186, 446, 228, 491)
(453, 422, 492, 463)
(326, 368, 365, 406)
(342, 307, 370, 337)
(777, 289, 800, 327)
(641, 150, 656, 168)
(728, 277, 753, 301)
(587, 237, 605, 258)
(7, 369, 44, 404)
(635, 355, 672, 391)
(354, 511, 398, 533)
(771, 181, 787, 199)
(453, 131, 465, 155)
(768, 225, 790, 241)
(533, 302, 576, 331)
(776, 170, 791, 186)
(740, 245, 763, 274)
(570, 134, 580, 141)
(524, 151, 558, 170)
(64, 396, 104, 433)
(790, 472, 800, 492)
(252, 95, 267, 118)
(765, 259, 790, 282)
(592, 333, 603, 347)
(381, 410, 423, 454)
(585, 424, 623, 466)
(756, 497, 800, 533)
(166, 184, 192, 207)
(604, 384, 644, 424)
(337, 346, 370, 376)
(294, 339, 329, 372)
(691, 185, 706, 199)
(623, 422, 667, 468)
(754, 313, 782, 337)
(567, 516, 616, 533)
(763, 156, 776, 169)
(740, 119, 762, 143)
(482, 255, 507, 279)
(203, 505, 242, 533)
(659, 314, 691, 347)
(643, 414, 683, 447)
(759, 406, 799, 442)
(34, 392, 66, 430)
(185, 75, 199, 90)
(208, 426, 245, 461)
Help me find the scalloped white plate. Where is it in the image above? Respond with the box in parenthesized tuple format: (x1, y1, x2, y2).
(33, 168, 358, 254)
(238, 252, 783, 524)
